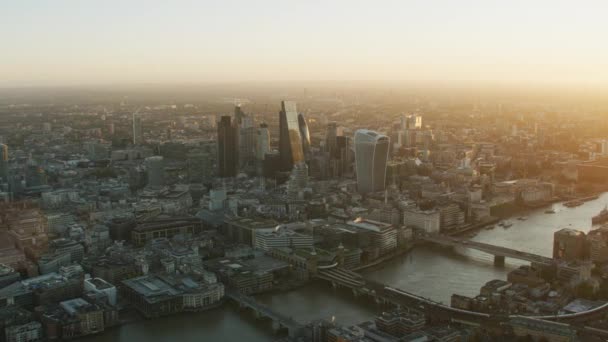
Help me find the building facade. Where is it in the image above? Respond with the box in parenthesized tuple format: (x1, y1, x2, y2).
(354, 129, 390, 194)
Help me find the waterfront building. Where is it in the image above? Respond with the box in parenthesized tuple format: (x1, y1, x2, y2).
(553, 228, 587, 262)
(587, 225, 608, 263)
(354, 129, 390, 194)
(402, 207, 440, 234)
(279, 101, 305, 171)
(509, 316, 576, 342)
(438, 204, 465, 232)
(59, 298, 105, 337)
(121, 273, 224, 318)
(375, 309, 426, 337)
(5, 321, 42, 342)
(253, 228, 314, 251)
(346, 219, 397, 256)
(217, 116, 238, 178)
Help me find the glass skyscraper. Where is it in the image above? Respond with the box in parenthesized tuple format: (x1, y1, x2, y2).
(218, 116, 238, 178)
(279, 101, 305, 171)
(354, 129, 390, 194)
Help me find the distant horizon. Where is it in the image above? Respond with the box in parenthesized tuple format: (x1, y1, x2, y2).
(3, 1, 608, 88)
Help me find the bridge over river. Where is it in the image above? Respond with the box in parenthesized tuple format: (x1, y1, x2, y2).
(315, 267, 608, 337)
(420, 234, 555, 266)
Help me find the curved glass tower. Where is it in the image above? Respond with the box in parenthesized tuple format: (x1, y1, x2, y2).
(297, 113, 311, 158)
(354, 129, 390, 194)
(279, 101, 305, 171)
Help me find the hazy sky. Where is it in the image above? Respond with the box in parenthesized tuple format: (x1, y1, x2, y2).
(2, 0, 608, 87)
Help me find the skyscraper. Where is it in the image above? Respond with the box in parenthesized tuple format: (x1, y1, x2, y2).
(0, 144, 8, 182)
(239, 114, 257, 173)
(132, 113, 143, 145)
(217, 116, 238, 178)
(401, 114, 422, 130)
(279, 101, 304, 171)
(298, 113, 311, 158)
(256, 123, 270, 161)
(354, 129, 390, 194)
(326, 122, 339, 157)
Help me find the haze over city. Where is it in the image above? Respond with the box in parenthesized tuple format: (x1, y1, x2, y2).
(2, 0, 608, 87)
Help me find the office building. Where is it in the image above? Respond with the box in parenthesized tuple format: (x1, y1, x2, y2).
(587, 226, 608, 263)
(325, 122, 339, 157)
(253, 227, 314, 251)
(439, 204, 465, 231)
(84, 278, 117, 306)
(121, 273, 224, 318)
(5, 321, 42, 342)
(553, 228, 587, 261)
(354, 129, 390, 194)
(298, 113, 311, 158)
(0, 144, 8, 182)
(347, 219, 397, 256)
(401, 114, 422, 130)
(145, 156, 165, 188)
(403, 207, 441, 234)
(132, 112, 143, 145)
(186, 149, 212, 184)
(279, 101, 305, 171)
(217, 116, 238, 178)
(375, 309, 426, 337)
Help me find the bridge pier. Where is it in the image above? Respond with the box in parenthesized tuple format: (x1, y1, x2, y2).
(494, 255, 505, 266)
(271, 320, 281, 333)
(253, 310, 262, 320)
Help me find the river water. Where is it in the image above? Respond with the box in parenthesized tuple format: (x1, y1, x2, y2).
(85, 192, 608, 341)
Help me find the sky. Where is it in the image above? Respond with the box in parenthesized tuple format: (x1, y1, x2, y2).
(2, 0, 608, 87)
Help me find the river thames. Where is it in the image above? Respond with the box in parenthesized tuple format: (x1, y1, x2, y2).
(85, 192, 608, 341)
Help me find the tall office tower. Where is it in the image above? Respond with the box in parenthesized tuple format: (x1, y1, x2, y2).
(132, 112, 143, 145)
(217, 116, 238, 178)
(145, 156, 165, 188)
(401, 114, 422, 130)
(256, 123, 271, 177)
(0, 144, 8, 182)
(239, 115, 257, 172)
(553, 228, 587, 262)
(256, 124, 270, 161)
(336, 136, 352, 175)
(234, 105, 246, 125)
(354, 129, 390, 194)
(298, 114, 311, 158)
(186, 149, 212, 184)
(279, 101, 305, 171)
(326, 122, 339, 157)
